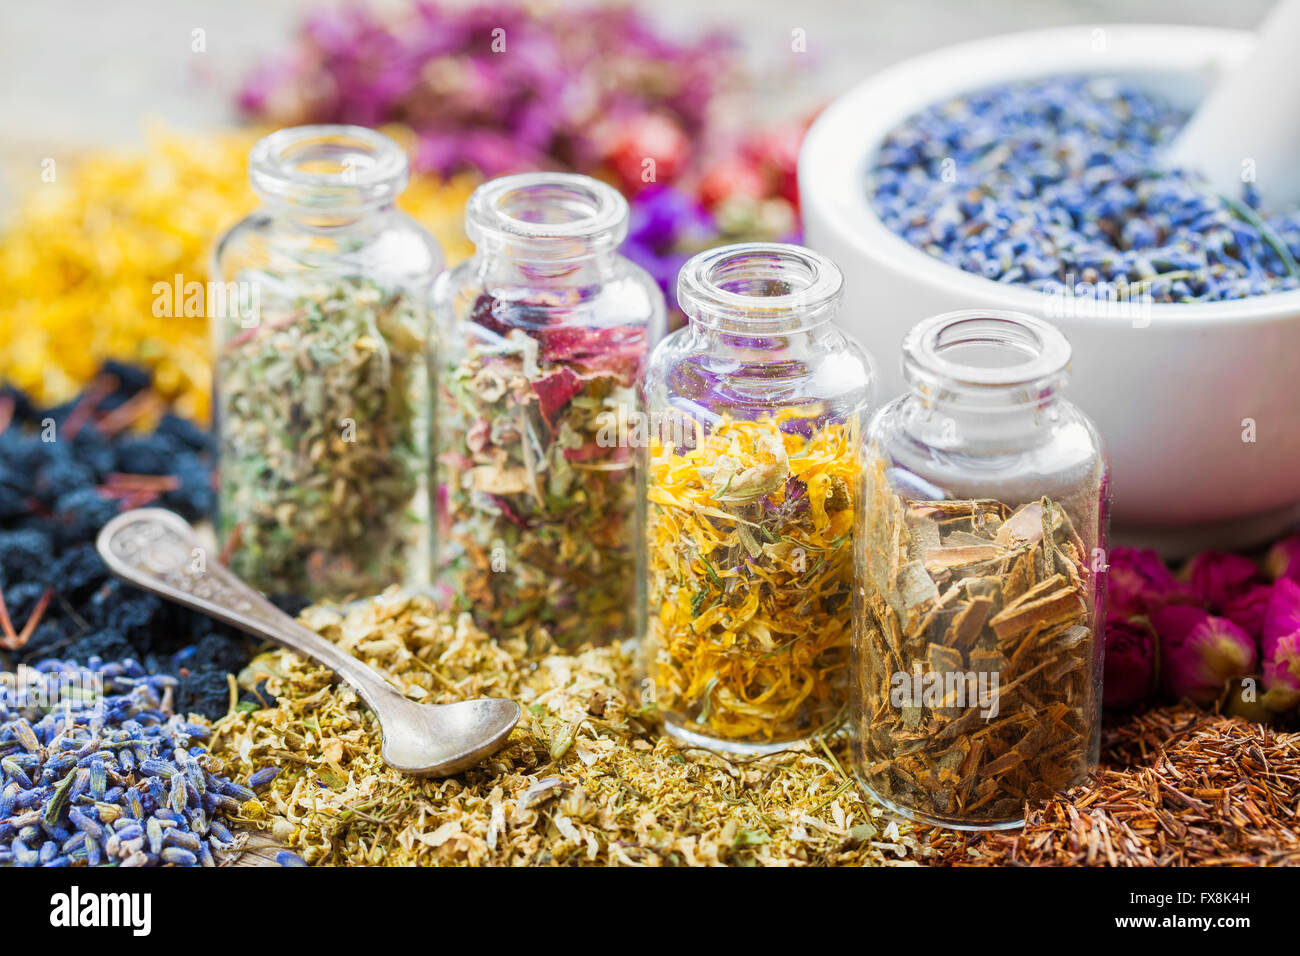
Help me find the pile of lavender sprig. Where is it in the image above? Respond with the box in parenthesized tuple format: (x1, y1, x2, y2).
(870, 76, 1300, 302)
(0, 363, 286, 719)
(0, 660, 256, 867)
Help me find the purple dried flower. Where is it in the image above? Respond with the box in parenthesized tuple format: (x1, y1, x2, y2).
(1102, 615, 1159, 710)
(1183, 550, 1261, 612)
(623, 185, 715, 301)
(1106, 547, 1194, 619)
(1151, 605, 1257, 706)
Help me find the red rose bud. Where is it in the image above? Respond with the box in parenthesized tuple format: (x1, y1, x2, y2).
(607, 114, 691, 195)
(1265, 533, 1300, 583)
(1221, 583, 1275, 640)
(1102, 616, 1159, 710)
(697, 158, 770, 211)
(1152, 605, 1257, 706)
(1184, 550, 1262, 612)
(1107, 547, 1194, 618)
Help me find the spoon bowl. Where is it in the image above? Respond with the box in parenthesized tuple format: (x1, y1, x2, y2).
(96, 508, 521, 778)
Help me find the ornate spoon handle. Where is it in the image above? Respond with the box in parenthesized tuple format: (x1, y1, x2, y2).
(96, 508, 404, 714)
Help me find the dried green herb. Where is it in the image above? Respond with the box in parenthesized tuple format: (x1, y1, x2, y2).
(854, 459, 1101, 827)
(218, 276, 429, 599)
(213, 589, 935, 867)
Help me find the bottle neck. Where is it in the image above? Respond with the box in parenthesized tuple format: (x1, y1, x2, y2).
(465, 172, 628, 288)
(472, 239, 623, 289)
(249, 125, 409, 230)
(900, 310, 1072, 450)
(900, 389, 1063, 452)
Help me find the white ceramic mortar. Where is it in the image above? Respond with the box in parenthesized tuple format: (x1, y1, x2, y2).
(800, 25, 1300, 553)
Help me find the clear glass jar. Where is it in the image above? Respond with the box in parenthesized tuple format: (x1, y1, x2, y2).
(431, 173, 665, 648)
(852, 309, 1108, 830)
(642, 243, 875, 753)
(212, 125, 442, 601)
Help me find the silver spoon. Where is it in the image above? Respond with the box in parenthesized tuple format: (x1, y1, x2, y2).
(96, 508, 521, 777)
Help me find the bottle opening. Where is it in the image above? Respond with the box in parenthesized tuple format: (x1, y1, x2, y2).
(466, 173, 628, 260)
(678, 243, 843, 334)
(249, 125, 409, 212)
(903, 310, 1071, 405)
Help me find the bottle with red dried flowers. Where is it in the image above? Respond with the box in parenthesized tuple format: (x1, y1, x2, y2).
(432, 173, 666, 648)
(853, 310, 1109, 830)
(212, 125, 443, 601)
(642, 243, 875, 753)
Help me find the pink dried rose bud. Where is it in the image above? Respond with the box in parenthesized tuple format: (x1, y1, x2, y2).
(1151, 605, 1258, 706)
(1261, 578, 1300, 709)
(1183, 549, 1262, 612)
(1222, 583, 1275, 640)
(1264, 533, 1300, 583)
(1102, 615, 1159, 710)
(1107, 547, 1195, 619)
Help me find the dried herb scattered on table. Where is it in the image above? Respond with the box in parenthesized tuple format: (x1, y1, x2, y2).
(218, 276, 430, 600)
(926, 705, 1300, 865)
(436, 295, 645, 647)
(213, 589, 932, 866)
(855, 460, 1100, 826)
(644, 411, 857, 746)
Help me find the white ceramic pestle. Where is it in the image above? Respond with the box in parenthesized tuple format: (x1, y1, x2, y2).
(1164, 0, 1300, 207)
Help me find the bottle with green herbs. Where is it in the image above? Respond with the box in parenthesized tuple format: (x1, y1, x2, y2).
(642, 243, 875, 753)
(853, 310, 1108, 830)
(432, 173, 666, 648)
(212, 125, 442, 601)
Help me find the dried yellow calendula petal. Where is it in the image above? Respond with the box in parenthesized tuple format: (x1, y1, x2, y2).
(643, 411, 859, 747)
(0, 124, 476, 420)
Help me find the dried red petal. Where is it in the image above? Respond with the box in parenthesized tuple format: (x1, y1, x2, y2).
(532, 366, 583, 425)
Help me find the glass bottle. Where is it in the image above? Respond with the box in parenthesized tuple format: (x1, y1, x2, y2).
(852, 309, 1108, 830)
(212, 125, 442, 601)
(431, 172, 666, 648)
(642, 243, 875, 753)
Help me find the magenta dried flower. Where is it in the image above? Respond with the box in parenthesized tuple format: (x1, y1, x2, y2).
(1263, 577, 1300, 640)
(1263, 632, 1300, 702)
(1264, 533, 1300, 583)
(1102, 615, 1159, 710)
(1151, 605, 1257, 706)
(238, 2, 740, 179)
(1261, 578, 1300, 708)
(1221, 582, 1275, 640)
(1184, 549, 1262, 612)
(1106, 547, 1194, 619)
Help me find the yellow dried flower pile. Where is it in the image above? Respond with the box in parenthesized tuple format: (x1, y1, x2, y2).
(212, 589, 933, 866)
(0, 126, 477, 420)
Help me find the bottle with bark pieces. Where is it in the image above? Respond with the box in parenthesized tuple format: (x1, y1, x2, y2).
(852, 310, 1108, 830)
(432, 173, 666, 648)
(642, 243, 875, 753)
